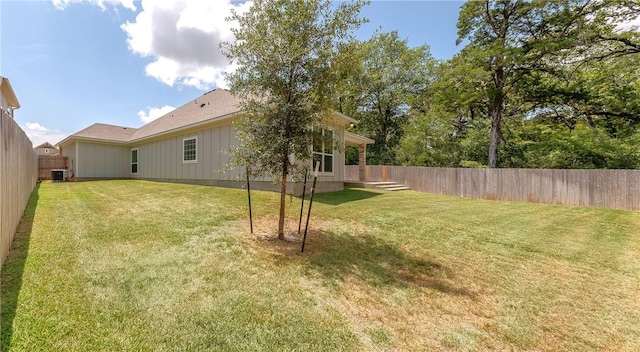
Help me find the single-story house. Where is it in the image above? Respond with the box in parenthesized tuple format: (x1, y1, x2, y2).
(57, 89, 373, 194)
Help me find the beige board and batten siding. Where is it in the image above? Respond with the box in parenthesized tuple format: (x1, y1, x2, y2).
(60, 141, 77, 178)
(76, 142, 130, 179)
(131, 118, 346, 185)
(131, 123, 241, 181)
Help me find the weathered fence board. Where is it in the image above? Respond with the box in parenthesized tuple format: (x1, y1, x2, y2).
(1, 111, 38, 266)
(38, 155, 68, 180)
(345, 165, 640, 211)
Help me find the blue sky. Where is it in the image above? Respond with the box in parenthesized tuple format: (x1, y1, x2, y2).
(1, 0, 464, 146)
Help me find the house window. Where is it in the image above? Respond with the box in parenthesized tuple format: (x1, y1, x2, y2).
(312, 126, 334, 174)
(131, 148, 138, 174)
(45, 148, 49, 154)
(183, 137, 197, 163)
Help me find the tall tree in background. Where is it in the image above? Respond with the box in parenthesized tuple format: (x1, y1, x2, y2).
(397, 56, 490, 167)
(222, 0, 366, 239)
(456, 0, 534, 168)
(520, 0, 640, 130)
(456, 0, 640, 168)
(339, 31, 436, 165)
(399, 0, 640, 169)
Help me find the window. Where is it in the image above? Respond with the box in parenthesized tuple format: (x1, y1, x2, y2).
(312, 126, 334, 174)
(45, 148, 49, 154)
(183, 137, 197, 163)
(131, 148, 138, 174)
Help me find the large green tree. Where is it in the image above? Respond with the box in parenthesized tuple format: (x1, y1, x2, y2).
(454, 0, 640, 168)
(455, 0, 536, 168)
(338, 31, 436, 165)
(222, 0, 366, 239)
(397, 56, 489, 167)
(521, 0, 640, 130)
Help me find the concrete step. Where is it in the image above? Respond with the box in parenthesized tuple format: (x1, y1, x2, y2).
(382, 186, 412, 191)
(375, 184, 401, 189)
(344, 181, 411, 191)
(376, 183, 411, 191)
(345, 181, 396, 189)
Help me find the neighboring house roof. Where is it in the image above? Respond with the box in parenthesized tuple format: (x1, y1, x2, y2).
(0, 76, 21, 109)
(35, 142, 57, 149)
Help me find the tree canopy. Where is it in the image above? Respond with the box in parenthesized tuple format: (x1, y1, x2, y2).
(398, 0, 640, 169)
(337, 31, 437, 165)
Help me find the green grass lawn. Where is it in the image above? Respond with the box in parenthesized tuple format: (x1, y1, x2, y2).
(2, 180, 639, 351)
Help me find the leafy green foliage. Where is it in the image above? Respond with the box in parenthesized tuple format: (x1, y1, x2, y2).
(337, 31, 436, 165)
(398, 0, 640, 170)
(222, 0, 367, 237)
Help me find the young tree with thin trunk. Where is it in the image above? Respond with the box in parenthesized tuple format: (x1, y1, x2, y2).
(222, 0, 366, 239)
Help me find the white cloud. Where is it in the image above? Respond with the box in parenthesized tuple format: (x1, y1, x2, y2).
(25, 122, 49, 132)
(138, 105, 176, 124)
(51, 0, 251, 89)
(21, 122, 68, 147)
(121, 0, 252, 90)
(52, 0, 136, 11)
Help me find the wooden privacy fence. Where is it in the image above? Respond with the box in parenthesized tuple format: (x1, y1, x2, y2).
(38, 155, 68, 180)
(1, 111, 38, 266)
(346, 165, 640, 211)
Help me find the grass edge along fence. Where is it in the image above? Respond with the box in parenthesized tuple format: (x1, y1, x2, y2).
(346, 165, 640, 211)
(1, 112, 38, 266)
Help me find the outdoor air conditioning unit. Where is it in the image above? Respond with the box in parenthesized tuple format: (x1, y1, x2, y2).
(51, 169, 68, 182)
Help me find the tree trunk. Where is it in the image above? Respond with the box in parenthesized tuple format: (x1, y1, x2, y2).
(488, 62, 505, 169)
(488, 105, 502, 168)
(278, 156, 288, 240)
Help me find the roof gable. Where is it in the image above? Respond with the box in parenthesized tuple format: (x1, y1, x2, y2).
(35, 142, 57, 149)
(70, 123, 138, 142)
(129, 89, 243, 142)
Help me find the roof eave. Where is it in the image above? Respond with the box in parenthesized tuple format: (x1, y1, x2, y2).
(57, 136, 131, 148)
(0, 76, 21, 109)
(345, 131, 375, 146)
(128, 111, 245, 144)
(332, 111, 358, 126)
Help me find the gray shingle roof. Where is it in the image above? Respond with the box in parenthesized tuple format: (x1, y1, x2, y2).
(71, 123, 138, 142)
(35, 142, 57, 149)
(129, 89, 242, 142)
(61, 89, 242, 146)
(60, 89, 360, 147)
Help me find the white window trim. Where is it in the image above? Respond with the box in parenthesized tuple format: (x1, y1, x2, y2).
(45, 148, 50, 154)
(131, 148, 138, 174)
(183, 136, 198, 164)
(312, 126, 335, 176)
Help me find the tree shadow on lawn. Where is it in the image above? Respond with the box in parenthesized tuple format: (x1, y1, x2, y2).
(303, 229, 476, 297)
(310, 188, 381, 205)
(1, 184, 39, 351)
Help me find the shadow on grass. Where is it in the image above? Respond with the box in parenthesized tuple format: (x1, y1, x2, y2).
(304, 230, 475, 297)
(1, 184, 39, 351)
(311, 188, 381, 205)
